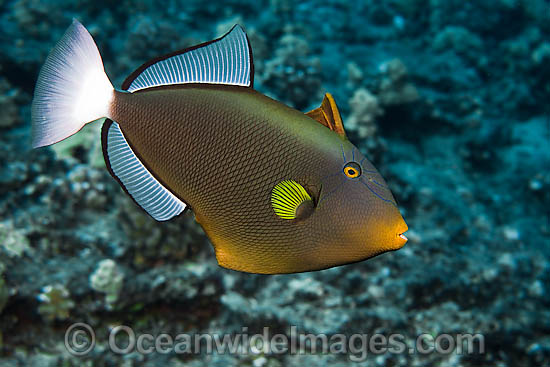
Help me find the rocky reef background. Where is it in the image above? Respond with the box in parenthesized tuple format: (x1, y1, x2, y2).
(1, 0, 549, 366)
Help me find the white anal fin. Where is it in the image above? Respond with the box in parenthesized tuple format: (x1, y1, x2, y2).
(123, 25, 253, 92)
(103, 120, 187, 221)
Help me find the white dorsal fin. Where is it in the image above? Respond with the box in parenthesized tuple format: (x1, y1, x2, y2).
(104, 121, 187, 221)
(123, 25, 253, 92)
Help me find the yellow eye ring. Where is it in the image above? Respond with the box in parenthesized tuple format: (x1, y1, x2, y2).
(343, 162, 362, 178)
(344, 167, 359, 178)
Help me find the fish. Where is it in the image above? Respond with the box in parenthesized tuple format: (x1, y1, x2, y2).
(31, 20, 408, 274)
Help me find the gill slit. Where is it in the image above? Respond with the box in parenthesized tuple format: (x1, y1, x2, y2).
(319, 176, 347, 205)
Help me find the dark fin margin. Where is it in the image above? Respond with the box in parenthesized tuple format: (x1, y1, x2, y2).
(100, 119, 189, 220)
(121, 25, 254, 91)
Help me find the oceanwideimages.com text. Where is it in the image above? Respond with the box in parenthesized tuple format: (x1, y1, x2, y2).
(65, 323, 485, 362)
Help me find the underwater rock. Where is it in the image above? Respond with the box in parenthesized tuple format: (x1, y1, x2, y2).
(123, 14, 183, 62)
(0, 263, 8, 314)
(0, 78, 20, 128)
(433, 25, 483, 60)
(116, 195, 208, 270)
(532, 42, 550, 65)
(531, 41, 550, 95)
(260, 32, 322, 110)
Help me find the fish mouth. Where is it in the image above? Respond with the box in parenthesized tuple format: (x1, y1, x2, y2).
(393, 231, 408, 249)
(396, 217, 408, 244)
(394, 218, 408, 248)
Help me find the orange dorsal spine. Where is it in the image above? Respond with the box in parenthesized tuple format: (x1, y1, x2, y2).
(306, 93, 346, 139)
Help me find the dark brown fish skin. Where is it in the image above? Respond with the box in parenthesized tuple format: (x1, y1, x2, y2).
(108, 84, 407, 274)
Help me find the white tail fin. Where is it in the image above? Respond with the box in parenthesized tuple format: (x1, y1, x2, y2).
(31, 19, 114, 148)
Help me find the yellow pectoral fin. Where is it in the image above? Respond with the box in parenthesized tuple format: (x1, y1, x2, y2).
(271, 180, 314, 221)
(306, 93, 347, 138)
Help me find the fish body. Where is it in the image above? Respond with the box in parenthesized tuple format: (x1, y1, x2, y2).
(32, 21, 408, 274)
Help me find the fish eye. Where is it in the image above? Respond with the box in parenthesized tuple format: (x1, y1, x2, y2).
(343, 162, 362, 178)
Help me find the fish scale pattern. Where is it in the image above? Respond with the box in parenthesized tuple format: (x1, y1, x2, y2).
(109, 84, 403, 273)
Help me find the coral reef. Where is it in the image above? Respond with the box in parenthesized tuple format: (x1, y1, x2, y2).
(0, 264, 8, 315)
(0, 224, 30, 258)
(377, 58, 419, 106)
(259, 31, 322, 110)
(0, 0, 549, 366)
(89, 259, 124, 308)
(50, 122, 105, 168)
(37, 284, 75, 321)
(0, 78, 21, 129)
(345, 88, 382, 140)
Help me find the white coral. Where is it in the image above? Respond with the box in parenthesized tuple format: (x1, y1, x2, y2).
(90, 259, 124, 308)
(346, 88, 383, 140)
